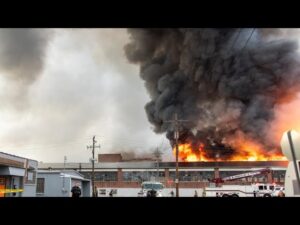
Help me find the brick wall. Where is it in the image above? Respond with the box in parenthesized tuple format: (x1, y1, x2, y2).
(95, 180, 209, 188)
(98, 154, 122, 162)
(117, 169, 123, 182)
(95, 181, 141, 188)
(94, 167, 281, 189)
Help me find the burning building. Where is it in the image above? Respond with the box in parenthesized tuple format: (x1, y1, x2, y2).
(124, 28, 300, 162)
(38, 154, 288, 197)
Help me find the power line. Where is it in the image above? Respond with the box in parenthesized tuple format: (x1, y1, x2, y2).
(241, 28, 256, 52)
(230, 29, 242, 51)
(204, 29, 241, 84)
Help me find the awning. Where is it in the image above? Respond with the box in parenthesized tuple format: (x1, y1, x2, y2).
(0, 166, 25, 176)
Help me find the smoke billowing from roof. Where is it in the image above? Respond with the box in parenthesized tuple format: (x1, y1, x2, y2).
(124, 28, 300, 156)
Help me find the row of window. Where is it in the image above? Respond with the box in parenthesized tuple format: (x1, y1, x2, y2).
(76, 170, 287, 182)
(123, 171, 165, 182)
(169, 171, 215, 181)
(81, 172, 118, 181)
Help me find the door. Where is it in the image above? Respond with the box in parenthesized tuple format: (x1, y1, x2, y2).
(0, 177, 5, 197)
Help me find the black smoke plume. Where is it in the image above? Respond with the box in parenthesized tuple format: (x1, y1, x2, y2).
(124, 29, 300, 158)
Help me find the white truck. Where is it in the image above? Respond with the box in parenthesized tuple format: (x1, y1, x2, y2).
(137, 181, 165, 197)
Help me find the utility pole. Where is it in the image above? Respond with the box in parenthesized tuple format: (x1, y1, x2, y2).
(166, 113, 189, 197)
(87, 136, 100, 197)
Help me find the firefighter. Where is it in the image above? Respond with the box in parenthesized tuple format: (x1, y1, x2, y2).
(71, 183, 81, 197)
(278, 190, 285, 197)
(147, 189, 157, 197)
(12, 184, 17, 197)
(194, 190, 198, 197)
(109, 189, 113, 197)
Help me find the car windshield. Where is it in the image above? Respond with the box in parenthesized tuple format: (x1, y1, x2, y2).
(142, 183, 163, 190)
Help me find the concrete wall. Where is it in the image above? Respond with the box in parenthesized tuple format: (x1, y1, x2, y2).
(37, 173, 71, 197)
(23, 184, 37, 197)
(96, 188, 203, 197)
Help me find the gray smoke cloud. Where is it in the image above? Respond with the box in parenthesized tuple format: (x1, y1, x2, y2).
(0, 29, 53, 83)
(0, 29, 53, 109)
(125, 28, 300, 158)
(0, 29, 168, 162)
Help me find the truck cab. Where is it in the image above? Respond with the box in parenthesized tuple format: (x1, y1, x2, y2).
(252, 183, 276, 197)
(272, 186, 285, 197)
(138, 181, 164, 197)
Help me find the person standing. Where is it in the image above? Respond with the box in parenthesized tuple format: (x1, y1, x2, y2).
(71, 183, 81, 197)
(170, 190, 174, 197)
(278, 190, 285, 197)
(194, 190, 198, 197)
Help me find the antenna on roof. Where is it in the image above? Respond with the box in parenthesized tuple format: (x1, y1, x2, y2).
(62, 156, 68, 195)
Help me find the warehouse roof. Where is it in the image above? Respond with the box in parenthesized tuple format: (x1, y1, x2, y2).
(38, 160, 288, 170)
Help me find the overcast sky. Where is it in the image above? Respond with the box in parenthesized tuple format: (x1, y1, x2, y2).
(0, 29, 173, 163)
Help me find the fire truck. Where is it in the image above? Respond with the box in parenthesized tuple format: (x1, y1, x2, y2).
(204, 168, 283, 197)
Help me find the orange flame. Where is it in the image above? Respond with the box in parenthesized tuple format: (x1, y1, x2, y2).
(171, 87, 300, 162)
(173, 142, 287, 162)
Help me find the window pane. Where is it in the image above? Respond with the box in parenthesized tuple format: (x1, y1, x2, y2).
(28, 172, 33, 181)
